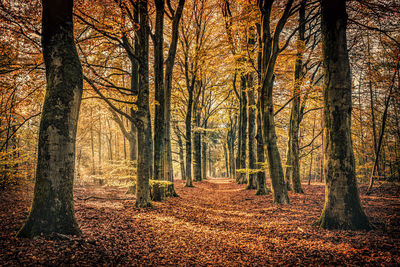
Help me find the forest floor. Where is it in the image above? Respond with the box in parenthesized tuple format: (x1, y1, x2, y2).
(1, 178, 399, 266)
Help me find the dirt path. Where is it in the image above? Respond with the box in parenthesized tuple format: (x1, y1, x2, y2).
(1, 178, 399, 265)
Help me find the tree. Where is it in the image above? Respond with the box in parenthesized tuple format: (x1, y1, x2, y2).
(246, 73, 257, 189)
(316, 0, 371, 230)
(153, 0, 166, 181)
(133, 0, 152, 207)
(193, 95, 202, 181)
(164, 0, 186, 183)
(258, 0, 293, 204)
(178, 0, 212, 186)
(285, 0, 306, 194)
(237, 75, 247, 184)
(153, 0, 185, 184)
(17, 0, 81, 238)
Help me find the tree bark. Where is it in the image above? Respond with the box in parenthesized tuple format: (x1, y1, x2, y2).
(255, 23, 268, 196)
(185, 84, 194, 187)
(285, 0, 305, 194)
(201, 128, 207, 180)
(319, 109, 324, 182)
(193, 105, 202, 181)
(227, 115, 236, 180)
(237, 76, 247, 184)
(97, 115, 102, 174)
(129, 116, 137, 162)
(224, 143, 229, 177)
(317, 0, 371, 230)
(164, 0, 185, 184)
(90, 107, 95, 175)
(256, 99, 269, 195)
(135, 0, 152, 208)
(173, 123, 185, 180)
(17, 0, 81, 238)
(308, 116, 316, 185)
(258, 0, 291, 204)
(153, 0, 165, 181)
(246, 74, 257, 189)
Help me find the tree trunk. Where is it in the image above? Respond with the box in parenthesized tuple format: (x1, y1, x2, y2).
(317, 0, 371, 230)
(76, 148, 82, 182)
(238, 75, 247, 184)
(135, 0, 152, 208)
(129, 4, 139, 165)
(308, 116, 316, 185)
(224, 143, 229, 177)
(255, 22, 268, 196)
(256, 100, 269, 195)
(98, 115, 102, 174)
(164, 0, 185, 185)
(201, 131, 207, 180)
(209, 148, 213, 177)
(153, 0, 165, 181)
(90, 107, 95, 175)
(193, 106, 202, 181)
(236, 99, 242, 176)
(284, 147, 292, 190)
(258, 0, 291, 204)
(227, 117, 236, 180)
(173, 123, 185, 180)
(319, 109, 324, 182)
(106, 119, 113, 161)
(17, 0, 81, 238)
(129, 116, 137, 162)
(285, 0, 305, 194)
(185, 86, 194, 187)
(262, 77, 289, 203)
(246, 74, 257, 189)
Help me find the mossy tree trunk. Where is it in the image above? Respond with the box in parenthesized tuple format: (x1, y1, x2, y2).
(317, 0, 371, 230)
(17, 0, 81, 238)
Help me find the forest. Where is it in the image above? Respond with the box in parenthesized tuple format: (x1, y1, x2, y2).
(0, 0, 399, 265)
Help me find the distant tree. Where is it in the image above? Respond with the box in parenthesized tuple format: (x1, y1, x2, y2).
(17, 0, 81, 238)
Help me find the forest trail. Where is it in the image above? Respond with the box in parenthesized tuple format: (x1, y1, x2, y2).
(1, 179, 399, 265)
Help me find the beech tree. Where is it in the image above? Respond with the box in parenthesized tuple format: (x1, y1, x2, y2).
(17, 0, 81, 238)
(153, 0, 185, 183)
(316, 0, 371, 230)
(258, 0, 294, 204)
(285, 0, 306, 194)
